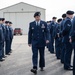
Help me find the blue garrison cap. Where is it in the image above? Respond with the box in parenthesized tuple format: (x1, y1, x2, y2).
(66, 10, 74, 15)
(5, 21, 9, 24)
(2, 18, 5, 21)
(52, 17, 57, 19)
(62, 14, 66, 18)
(57, 18, 62, 23)
(34, 12, 41, 17)
(9, 21, 12, 24)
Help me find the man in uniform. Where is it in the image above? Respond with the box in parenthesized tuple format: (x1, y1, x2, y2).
(46, 21, 51, 51)
(28, 12, 49, 74)
(9, 21, 13, 53)
(0, 18, 5, 61)
(62, 10, 74, 70)
(5, 21, 10, 55)
(55, 19, 62, 59)
(1, 18, 6, 58)
(69, 16, 75, 75)
(60, 14, 66, 64)
(49, 17, 57, 54)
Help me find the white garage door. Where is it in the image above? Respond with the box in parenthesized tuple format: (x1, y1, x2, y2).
(4, 12, 35, 34)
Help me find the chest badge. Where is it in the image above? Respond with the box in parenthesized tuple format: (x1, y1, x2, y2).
(41, 24, 45, 28)
(32, 27, 34, 29)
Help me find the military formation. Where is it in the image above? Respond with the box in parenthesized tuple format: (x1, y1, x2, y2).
(28, 11, 75, 75)
(0, 18, 13, 62)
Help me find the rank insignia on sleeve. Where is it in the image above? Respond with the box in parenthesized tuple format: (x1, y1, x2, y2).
(67, 24, 71, 27)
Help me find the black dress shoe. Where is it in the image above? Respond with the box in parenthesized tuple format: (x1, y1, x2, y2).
(57, 57, 60, 60)
(10, 52, 12, 53)
(11, 49, 12, 51)
(0, 59, 5, 62)
(50, 52, 55, 54)
(6, 53, 11, 55)
(61, 61, 64, 64)
(31, 69, 37, 74)
(64, 67, 73, 71)
(10, 50, 12, 53)
(3, 56, 7, 58)
(40, 68, 44, 71)
(70, 65, 73, 67)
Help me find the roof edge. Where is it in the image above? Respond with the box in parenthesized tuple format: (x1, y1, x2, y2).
(0, 2, 46, 11)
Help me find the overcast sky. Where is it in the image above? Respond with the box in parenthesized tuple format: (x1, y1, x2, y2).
(0, 0, 75, 21)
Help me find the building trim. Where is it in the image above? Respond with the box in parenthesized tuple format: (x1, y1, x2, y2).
(0, 2, 46, 11)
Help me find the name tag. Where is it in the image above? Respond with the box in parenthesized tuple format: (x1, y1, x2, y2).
(41, 24, 45, 28)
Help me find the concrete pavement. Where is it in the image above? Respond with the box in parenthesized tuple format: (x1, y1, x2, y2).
(0, 35, 73, 75)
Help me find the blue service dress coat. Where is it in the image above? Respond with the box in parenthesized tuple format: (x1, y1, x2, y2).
(48, 21, 57, 53)
(28, 20, 49, 47)
(62, 17, 73, 69)
(62, 17, 72, 43)
(70, 16, 75, 75)
(5, 25, 10, 54)
(0, 24, 4, 59)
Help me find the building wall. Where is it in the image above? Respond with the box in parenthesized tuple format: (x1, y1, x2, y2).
(0, 2, 45, 34)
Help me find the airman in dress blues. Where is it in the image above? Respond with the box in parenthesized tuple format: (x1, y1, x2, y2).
(28, 12, 49, 74)
(0, 18, 5, 61)
(5, 21, 11, 55)
(55, 19, 62, 59)
(60, 14, 66, 64)
(61, 10, 74, 70)
(1, 18, 6, 58)
(9, 21, 13, 53)
(49, 17, 57, 54)
(46, 21, 51, 51)
(69, 16, 75, 75)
